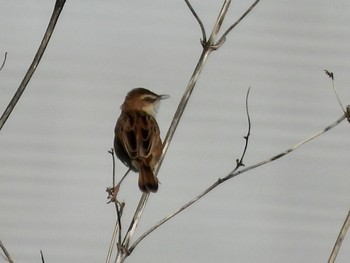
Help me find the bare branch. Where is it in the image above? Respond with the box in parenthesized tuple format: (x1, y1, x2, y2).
(216, 0, 261, 46)
(0, 0, 66, 131)
(328, 210, 350, 263)
(0, 240, 14, 263)
(0, 52, 8, 72)
(129, 113, 347, 252)
(184, 0, 207, 44)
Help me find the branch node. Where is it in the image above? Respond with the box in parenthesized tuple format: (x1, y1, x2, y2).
(324, 69, 334, 80)
(212, 37, 226, 50)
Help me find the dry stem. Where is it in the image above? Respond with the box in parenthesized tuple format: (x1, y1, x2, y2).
(328, 210, 350, 263)
(0, 0, 66, 131)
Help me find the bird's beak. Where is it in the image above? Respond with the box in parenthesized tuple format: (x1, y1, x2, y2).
(158, 94, 170, 100)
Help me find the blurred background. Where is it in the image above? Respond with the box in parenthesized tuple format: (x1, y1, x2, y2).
(1, 1, 350, 262)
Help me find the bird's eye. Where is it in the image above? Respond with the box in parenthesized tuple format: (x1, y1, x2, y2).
(143, 97, 152, 102)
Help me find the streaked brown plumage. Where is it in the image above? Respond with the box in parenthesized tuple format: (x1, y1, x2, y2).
(114, 88, 168, 193)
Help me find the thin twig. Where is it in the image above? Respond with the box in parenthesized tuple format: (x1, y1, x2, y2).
(106, 149, 130, 203)
(216, 0, 261, 46)
(129, 113, 347, 252)
(106, 203, 125, 263)
(0, 52, 8, 72)
(116, 202, 124, 247)
(228, 113, 346, 180)
(108, 149, 116, 191)
(40, 250, 45, 263)
(236, 87, 252, 168)
(184, 0, 207, 44)
(0, 0, 66, 131)
(328, 210, 350, 263)
(324, 69, 346, 115)
(0, 240, 14, 263)
(106, 148, 128, 263)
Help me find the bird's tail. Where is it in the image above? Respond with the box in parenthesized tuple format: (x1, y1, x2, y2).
(138, 161, 158, 193)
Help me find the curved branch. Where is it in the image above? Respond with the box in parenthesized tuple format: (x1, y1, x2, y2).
(0, 0, 66, 131)
(129, 113, 347, 252)
(325, 69, 347, 115)
(184, 0, 207, 44)
(0, 52, 7, 72)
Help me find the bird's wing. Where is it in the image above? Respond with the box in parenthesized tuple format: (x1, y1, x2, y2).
(117, 111, 160, 160)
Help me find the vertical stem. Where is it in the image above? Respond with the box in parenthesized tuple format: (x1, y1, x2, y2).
(156, 47, 211, 173)
(208, 0, 232, 45)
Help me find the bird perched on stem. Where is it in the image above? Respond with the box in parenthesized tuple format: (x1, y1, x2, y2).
(114, 88, 169, 193)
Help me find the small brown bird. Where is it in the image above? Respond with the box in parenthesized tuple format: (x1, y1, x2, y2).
(114, 88, 169, 193)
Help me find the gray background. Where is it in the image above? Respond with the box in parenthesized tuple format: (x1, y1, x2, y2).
(1, 1, 350, 262)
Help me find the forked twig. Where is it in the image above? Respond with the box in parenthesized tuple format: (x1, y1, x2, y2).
(0, 0, 66, 131)
(328, 210, 350, 263)
(217, 0, 261, 46)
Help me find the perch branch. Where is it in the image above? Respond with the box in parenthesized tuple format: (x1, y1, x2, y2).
(328, 210, 350, 263)
(0, 0, 66, 131)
